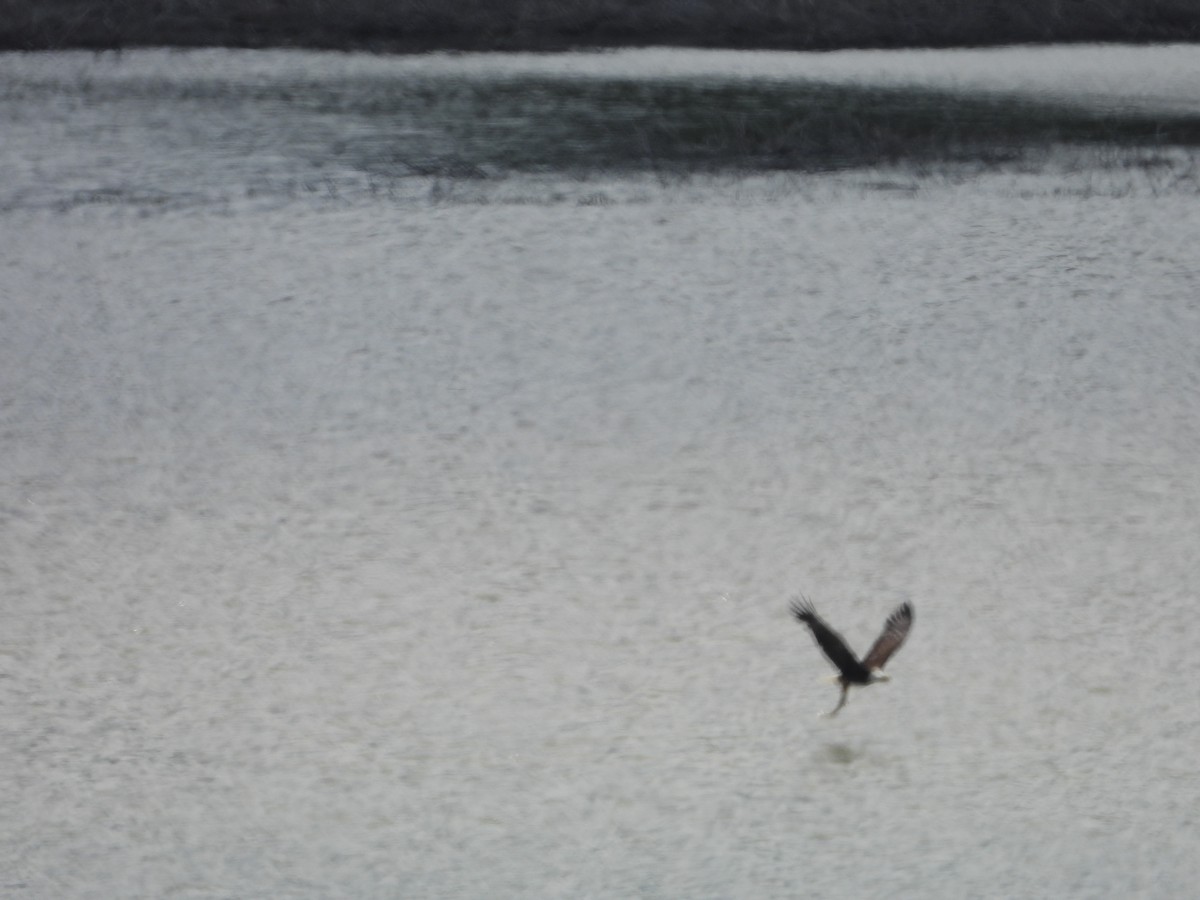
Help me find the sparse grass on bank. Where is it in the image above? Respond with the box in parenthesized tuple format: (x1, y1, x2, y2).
(1, 0, 1198, 53)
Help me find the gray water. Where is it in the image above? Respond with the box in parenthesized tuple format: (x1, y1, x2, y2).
(3, 47, 1200, 899)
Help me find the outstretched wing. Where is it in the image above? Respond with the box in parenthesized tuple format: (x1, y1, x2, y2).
(790, 598, 868, 681)
(860, 602, 914, 671)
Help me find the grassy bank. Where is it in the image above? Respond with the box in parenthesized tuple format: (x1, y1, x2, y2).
(1, 0, 1198, 53)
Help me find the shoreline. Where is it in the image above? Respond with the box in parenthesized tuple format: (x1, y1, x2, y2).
(2, 1, 1197, 55)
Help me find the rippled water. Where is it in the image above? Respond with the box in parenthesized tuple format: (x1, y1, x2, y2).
(3, 47, 1200, 898)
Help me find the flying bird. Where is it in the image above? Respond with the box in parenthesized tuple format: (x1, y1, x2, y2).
(790, 597, 914, 717)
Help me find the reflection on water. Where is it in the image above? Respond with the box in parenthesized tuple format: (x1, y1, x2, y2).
(2, 46, 1200, 211)
(3, 45, 1200, 900)
(820, 743, 863, 766)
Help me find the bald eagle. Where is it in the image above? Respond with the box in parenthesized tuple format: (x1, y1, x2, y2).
(790, 598, 913, 717)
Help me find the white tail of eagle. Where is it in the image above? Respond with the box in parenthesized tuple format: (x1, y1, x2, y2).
(790, 597, 914, 717)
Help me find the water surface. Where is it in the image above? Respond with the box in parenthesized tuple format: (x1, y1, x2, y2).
(2, 46, 1200, 898)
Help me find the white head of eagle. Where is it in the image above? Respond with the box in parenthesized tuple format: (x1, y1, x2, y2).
(790, 597, 914, 717)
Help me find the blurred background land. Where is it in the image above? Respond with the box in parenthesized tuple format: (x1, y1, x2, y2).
(2, 0, 1198, 53)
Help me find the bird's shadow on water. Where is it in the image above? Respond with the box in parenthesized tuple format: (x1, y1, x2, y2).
(817, 742, 866, 765)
